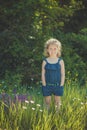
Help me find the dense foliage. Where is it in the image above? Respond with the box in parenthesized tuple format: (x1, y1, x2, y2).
(0, 0, 87, 86)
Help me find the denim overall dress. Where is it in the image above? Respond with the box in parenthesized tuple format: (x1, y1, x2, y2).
(42, 58, 64, 96)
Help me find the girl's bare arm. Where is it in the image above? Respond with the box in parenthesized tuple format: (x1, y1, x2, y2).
(41, 61, 46, 86)
(60, 60, 65, 86)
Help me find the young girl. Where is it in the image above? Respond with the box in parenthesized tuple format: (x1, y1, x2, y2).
(41, 38, 65, 112)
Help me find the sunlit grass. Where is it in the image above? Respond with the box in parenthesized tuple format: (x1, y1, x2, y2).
(0, 81, 87, 130)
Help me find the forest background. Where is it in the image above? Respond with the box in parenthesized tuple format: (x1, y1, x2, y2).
(0, 0, 87, 89)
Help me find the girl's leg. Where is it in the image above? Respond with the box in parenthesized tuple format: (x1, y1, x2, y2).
(44, 96, 51, 110)
(54, 96, 61, 111)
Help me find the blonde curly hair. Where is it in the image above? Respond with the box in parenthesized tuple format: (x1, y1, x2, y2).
(44, 38, 62, 57)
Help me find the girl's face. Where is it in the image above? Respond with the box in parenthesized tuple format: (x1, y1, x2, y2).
(47, 44, 58, 57)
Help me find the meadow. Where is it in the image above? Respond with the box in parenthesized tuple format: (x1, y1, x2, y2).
(0, 80, 87, 130)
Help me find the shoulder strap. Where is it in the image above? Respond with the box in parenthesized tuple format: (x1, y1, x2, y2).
(43, 58, 48, 63)
(58, 58, 62, 64)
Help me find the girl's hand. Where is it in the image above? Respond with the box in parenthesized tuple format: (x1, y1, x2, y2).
(42, 84, 46, 87)
(60, 84, 64, 87)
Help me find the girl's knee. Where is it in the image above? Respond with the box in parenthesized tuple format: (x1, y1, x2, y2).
(45, 97, 51, 105)
(45, 99, 51, 105)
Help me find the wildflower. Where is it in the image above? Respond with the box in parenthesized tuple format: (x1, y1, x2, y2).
(32, 107, 35, 110)
(25, 100, 29, 104)
(59, 102, 62, 106)
(55, 103, 61, 108)
(22, 106, 27, 109)
(30, 100, 35, 104)
(55, 105, 57, 108)
(72, 97, 77, 101)
(36, 104, 41, 107)
(77, 98, 80, 101)
(81, 102, 84, 105)
(81, 106, 83, 109)
(40, 109, 43, 112)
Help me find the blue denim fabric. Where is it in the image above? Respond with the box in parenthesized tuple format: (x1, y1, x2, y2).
(42, 58, 64, 96)
(42, 85, 64, 96)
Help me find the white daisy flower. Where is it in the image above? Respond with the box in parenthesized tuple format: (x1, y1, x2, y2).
(77, 98, 80, 101)
(40, 109, 43, 112)
(30, 100, 35, 104)
(32, 107, 35, 110)
(22, 106, 27, 109)
(81, 102, 84, 105)
(36, 104, 41, 107)
(25, 100, 29, 104)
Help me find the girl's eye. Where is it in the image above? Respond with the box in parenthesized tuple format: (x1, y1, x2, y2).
(54, 48, 57, 50)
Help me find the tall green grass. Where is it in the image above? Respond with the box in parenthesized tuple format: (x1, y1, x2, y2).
(0, 81, 87, 130)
